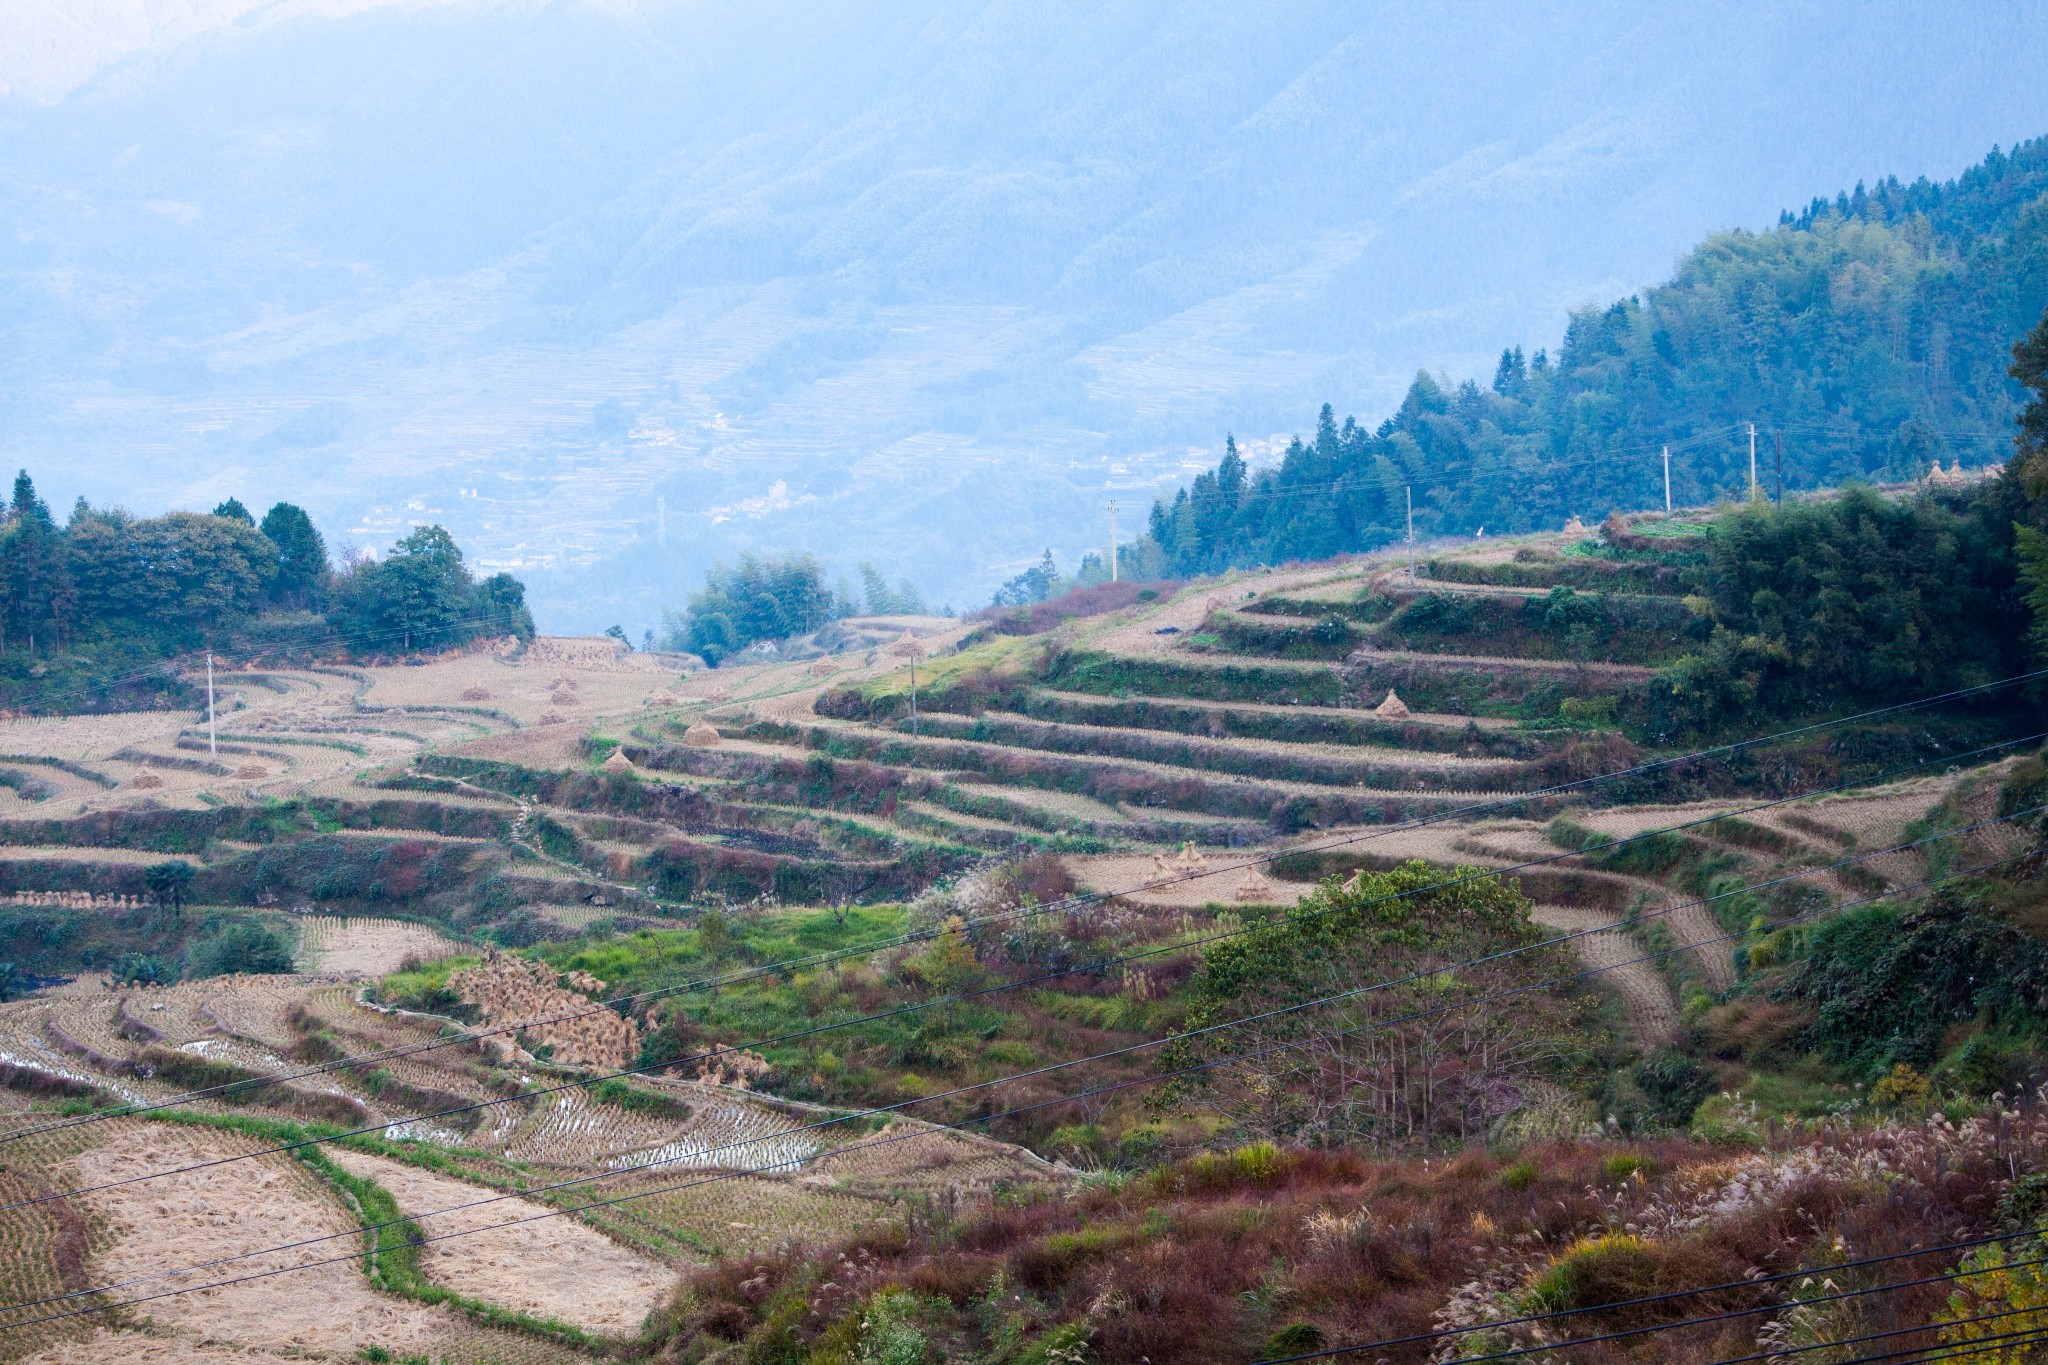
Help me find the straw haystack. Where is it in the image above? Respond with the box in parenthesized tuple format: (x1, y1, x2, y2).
(1374, 690, 1410, 719)
(1234, 868, 1276, 902)
(1561, 515, 1588, 536)
(538, 711, 566, 725)
(887, 631, 925, 659)
(450, 954, 639, 1069)
(810, 658, 837, 677)
(682, 721, 722, 748)
(129, 773, 163, 789)
(600, 748, 635, 774)
(237, 764, 269, 779)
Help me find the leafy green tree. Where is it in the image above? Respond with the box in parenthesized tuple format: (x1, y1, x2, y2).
(675, 553, 837, 665)
(143, 861, 196, 917)
(67, 513, 276, 638)
(211, 498, 253, 524)
(991, 550, 1058, 607)
(331, 525, 529, 654)
(258, 502, 329, 608)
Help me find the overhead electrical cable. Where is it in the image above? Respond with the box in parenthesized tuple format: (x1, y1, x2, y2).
(1257, 1193, 2048, 1365)
(7, 767, 2038, 1216)
(11, 668, 2039, 1145)
(2, 838, 2032, 1331)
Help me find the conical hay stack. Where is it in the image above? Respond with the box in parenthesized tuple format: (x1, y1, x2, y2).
(1374, 689, 1410, 719)
(810, 658, 837, 677)
(682, 721, 722, 748)
(601, 748, 635, 773)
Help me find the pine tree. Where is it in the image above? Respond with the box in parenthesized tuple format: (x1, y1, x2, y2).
(9, 472, 49, 527)
(259, 502, 329, 608)
(212, 498, 253, 524)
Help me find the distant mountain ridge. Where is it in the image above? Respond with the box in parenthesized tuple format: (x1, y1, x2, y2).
(3, 1, 2047, 629)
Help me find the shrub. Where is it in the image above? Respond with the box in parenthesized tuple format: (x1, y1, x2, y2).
(110, 952, 173, 986)
(1525, 1233, 1660, 1314)
(186, 921, 295, 977)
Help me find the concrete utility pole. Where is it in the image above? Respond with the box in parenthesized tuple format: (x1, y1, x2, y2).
(1662, 445, 1672, 513)
(1107, 501, 1118, 582)
(1405, 485, 1416, 584)
(205, 651, 218, 762)
(1748, 423, 1759, 501)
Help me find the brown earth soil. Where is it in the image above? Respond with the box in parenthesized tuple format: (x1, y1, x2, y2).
(327, 1149, 675, 1336)
(63, 1125, 451, 1358)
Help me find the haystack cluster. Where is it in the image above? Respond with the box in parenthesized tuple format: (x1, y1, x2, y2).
(7, 890, 146, 910)
(450, 953, 641, 1069)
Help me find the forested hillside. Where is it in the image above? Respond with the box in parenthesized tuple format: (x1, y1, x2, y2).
(1139, 137, 2048, 576)
(0, 477, 532, 712)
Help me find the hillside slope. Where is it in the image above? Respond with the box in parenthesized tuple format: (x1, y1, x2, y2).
(4, 2, 2047, 624)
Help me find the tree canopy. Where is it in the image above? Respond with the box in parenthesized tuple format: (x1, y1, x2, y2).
(0, 479, 530, 711)
(1137, 138, 2048, 577)
(665, 552, 842, 665)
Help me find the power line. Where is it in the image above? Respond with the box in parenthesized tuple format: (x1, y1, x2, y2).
(1257, 1179, 2048, 1365)
(16, 762, 2031, 1218)
(3, 839, 2033, 1331)
(1711, 1298, 2048, 1365)
(1836, 1324, 2048, 1365)
(0, 601, 542, 709)
(13, 668, 2040, 1147)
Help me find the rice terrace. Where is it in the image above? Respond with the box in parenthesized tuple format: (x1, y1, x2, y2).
(4, 12, 2048, 1365)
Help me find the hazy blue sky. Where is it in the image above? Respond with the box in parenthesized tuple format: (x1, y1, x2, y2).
(6, 0, 2047, 629)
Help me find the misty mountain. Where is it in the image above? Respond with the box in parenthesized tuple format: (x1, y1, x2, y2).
(4, 0, 2047, 630)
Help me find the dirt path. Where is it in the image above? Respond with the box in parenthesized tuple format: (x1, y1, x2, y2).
(64, 1125, 452, 1358)
(328, 1149, 675, 1335)
(1344, 644, 1656, 680)
(1032, 688, 1515, 730)
(1084, 567, 1351, 657)
(1527, 905, 1677, 1045)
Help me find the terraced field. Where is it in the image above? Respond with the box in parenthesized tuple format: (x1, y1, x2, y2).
(0, 519, 2030, 1360)
(0, 952, 1057, 1360)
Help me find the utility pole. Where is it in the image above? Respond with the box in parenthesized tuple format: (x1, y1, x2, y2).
(909, 660, 918, 742)
(1107, 501, 1118, 583)
(1775, 430, 1784, 504)
(1662, 445, 1672, 513)
(1748, 423, 1759, 502)
(205, 651, 218, 763)
(1405, 485, 1416, 584)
